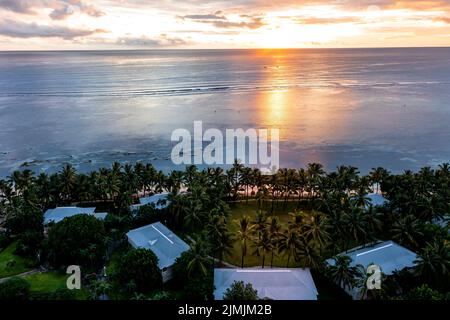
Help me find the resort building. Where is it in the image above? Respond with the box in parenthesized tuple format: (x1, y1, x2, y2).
(326, 240, 418, 299)
(43, 206, 108, 225)
(129, 192, 170, 214)
(126, 221, 189, 282)
(214, 268, 318, 300)
(366, 193, 389, 207)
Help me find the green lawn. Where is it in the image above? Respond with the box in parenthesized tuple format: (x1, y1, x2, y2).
(0, 242, 36, 278)
(25, 271, 89, 300)
(225, 201, 350, 300)
(225, 200, 304, 268)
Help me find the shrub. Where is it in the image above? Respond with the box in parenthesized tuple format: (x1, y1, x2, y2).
(116, 248, 162, 293)
(0, 277, 30, 300)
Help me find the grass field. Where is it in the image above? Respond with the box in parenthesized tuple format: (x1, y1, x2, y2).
(0, 242, 36, 278)
(25, 271, 89, 299)
(225, 200, 304, 268)
(225, 200, 350, 300)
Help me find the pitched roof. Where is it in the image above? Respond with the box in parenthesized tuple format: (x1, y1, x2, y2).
(126, 222, 190, 269)
(129, 193, 170, 213)
(214, 268, 318, 300)
(366, 193, 389, 207)
(44, 207, 96, 224)
(326, 240, 417, 275)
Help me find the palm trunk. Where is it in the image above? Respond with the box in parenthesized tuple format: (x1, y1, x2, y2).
(270, 250, 274, 268)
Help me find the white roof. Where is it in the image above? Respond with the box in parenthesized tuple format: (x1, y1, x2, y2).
(139, 193, 170, 209)
(366, 193, 388, 207)
(129, 193, 170, 212)
(44, 207, 96, 224)
(93, 212, 108, 220)
(326, 240, 417, 275)
(214, 268, 318, 300)
(126, 222, 190, 269)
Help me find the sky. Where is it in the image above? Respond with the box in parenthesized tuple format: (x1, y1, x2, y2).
(0, 0, 450, 50)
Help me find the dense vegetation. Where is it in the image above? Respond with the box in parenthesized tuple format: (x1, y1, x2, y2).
(0, 161, 449, 300)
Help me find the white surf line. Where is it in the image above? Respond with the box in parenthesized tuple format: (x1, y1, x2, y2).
(356, 243, 393, 257)
(152, 225, 174, 244)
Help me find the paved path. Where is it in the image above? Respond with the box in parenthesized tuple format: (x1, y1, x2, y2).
(0, 267, 45, 284)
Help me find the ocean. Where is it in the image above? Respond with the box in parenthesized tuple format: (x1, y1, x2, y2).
(1, 48, 450, 176)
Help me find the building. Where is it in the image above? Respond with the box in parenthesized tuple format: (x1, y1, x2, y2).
(129, 192, 170, 214)
(326, 240, 417, 299)
(44, 206, 107, 224)
(126, 221, 189, 282)
(366, 193, 389, 207)
(214, 268, 318, 300)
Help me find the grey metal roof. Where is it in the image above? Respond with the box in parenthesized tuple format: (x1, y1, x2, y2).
(44, 207, 96, 224)
(93, 212, 108, 220)
(126, 222, 190, 269)
(326, 240, 417, 275)
(367, 193, 388, 207)
(214, 268, 318, 300)
(139, 193, 170, 209)
(129, 193, 170, 213)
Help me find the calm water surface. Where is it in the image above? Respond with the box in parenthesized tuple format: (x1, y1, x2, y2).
(1, 48, 450, 176)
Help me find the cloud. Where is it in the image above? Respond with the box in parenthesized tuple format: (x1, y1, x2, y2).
(291, 16, 361, 24)
(0, 0, 104, 20)
(116, 34, 188, 47)
(0, 18, 106, 39)
(180, 12, 266, 29)
(433, 16, 450, 23)
(181, 13, 227, 20)
(0, 0, 36, 14)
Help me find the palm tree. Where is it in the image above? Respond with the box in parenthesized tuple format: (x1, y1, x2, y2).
(306, 163, 325, 198)
(414, 240, 450, 289)
(390, 214, 424, 250)
(278, 228, 299, 267)
(187, 237, 210, 277)
(60, 164, 76, 203)
(183, 199, 204, 230)
(251, 210, 267, 241)
(207, 215, 234, 265)
(235, 216, 255, 268)
(253, 230, 272, 268)
(296, 236, 323, 269)
(343, 206, 367, 247)
(363, 206, 383, 242)
(267, 217, 282, 267)
(326, 255, 363, 291)
(370, 167, 389, 194)
(302, 210, 330, 254)
(227, 159, 244, 199)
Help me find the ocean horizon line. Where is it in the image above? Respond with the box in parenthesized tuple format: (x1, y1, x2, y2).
(1, 46, 450, 53)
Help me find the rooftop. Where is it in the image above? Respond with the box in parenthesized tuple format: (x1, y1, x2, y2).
(44, 206, 96, 224)
(130, 192, 170, 212)
(326, 240, 417, 275)
(126, 222, 190, 269)
(366, 193, 389, 207)
(214, 268, 318, 300)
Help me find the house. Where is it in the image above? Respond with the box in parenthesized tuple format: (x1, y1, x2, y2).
(326, 240, 417, 299)
(214, 268, 318, 300)
(126, 222, 189, 282)
(129, 192, 170, 214)
(44, 206, 102, 224)
(367, 193, 388, 207)
(44, 207, 108, 225)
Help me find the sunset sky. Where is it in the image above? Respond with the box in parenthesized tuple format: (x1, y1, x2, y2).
(1, 0, 450, 50)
